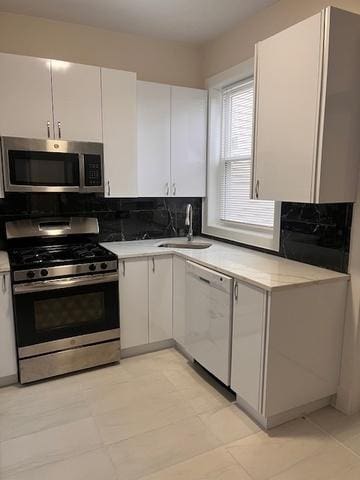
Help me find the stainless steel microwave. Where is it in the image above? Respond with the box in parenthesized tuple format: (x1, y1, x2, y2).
(1, 137, 104, 193)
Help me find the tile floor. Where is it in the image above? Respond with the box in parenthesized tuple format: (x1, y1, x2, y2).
(1, 348, 360, 479)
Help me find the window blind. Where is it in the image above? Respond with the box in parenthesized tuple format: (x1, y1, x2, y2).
(219, 78, 275, 228)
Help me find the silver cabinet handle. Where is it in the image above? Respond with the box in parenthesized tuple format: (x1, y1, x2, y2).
(47, 121, 51, 138)
(2, 274, 6, 292)
(234, 281, 238, 301)
(165, 183, 169, 196)
(107, 180, 111, 196)
(152, 257, 155, 273)
(172, 183, 176, 196)
(57, 121, 62, 139)
(122, 260, 126, 277)
(255, 180, 260, 199)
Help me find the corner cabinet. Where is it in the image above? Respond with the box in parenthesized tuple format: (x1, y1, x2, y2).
(231, 278, 347, 427)
(101, 68, 137, 197)
(252, 7, 360, 203)
(137, 81, 207, 197)
(0, 273, 17, 385)
(119, 255, 173, 351)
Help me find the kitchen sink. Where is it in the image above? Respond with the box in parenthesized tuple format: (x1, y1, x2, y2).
(158, 241, 212, 249)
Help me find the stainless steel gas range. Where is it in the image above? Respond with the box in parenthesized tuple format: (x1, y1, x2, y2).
(6, 217, 120, 384)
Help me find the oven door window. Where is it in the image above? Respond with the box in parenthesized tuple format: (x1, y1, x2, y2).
(9, 150, 79, 187)
(13, 280, 119, 347)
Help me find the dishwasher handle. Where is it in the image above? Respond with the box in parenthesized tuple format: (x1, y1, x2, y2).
(186, 260, 232, 292)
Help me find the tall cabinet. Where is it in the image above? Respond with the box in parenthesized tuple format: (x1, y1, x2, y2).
(252, 7, 360, 203)
(101, 68, 137, 197)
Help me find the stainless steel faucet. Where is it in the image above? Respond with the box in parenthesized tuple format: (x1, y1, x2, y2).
(185, 204, 193, 242)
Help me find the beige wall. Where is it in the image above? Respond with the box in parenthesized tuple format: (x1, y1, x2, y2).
(202, 0, 360, 79)
(0, 12, 203, 88)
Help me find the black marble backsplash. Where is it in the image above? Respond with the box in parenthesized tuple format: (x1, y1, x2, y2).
(279, 202, 352, 273)
(0, 193, 352, 273)
(0, 194, 202, 249)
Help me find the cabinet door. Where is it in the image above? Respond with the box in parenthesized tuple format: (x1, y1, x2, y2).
(171, 87, 207, 197)
(137, 81, 171, 197)
(51, 61, 102, 142)
(173, 256, 186, 347)
(0, 53, 53, 139)
(119, 258, 149, 349)
(101, 68, 137, 197)
(253, 12, 324, 202)
(149, 256, 173, 342)
(231, 281, 267, 412)
(0, 273, 17, 382)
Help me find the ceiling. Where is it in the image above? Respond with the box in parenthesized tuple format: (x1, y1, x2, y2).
(0, 0, 279, 44)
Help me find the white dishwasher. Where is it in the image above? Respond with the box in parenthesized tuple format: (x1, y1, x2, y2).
(185, 261, 233, 385)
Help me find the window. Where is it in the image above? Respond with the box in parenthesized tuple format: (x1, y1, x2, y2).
(203, 59, 280, 251)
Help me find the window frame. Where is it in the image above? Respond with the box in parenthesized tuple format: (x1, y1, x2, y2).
(202, 58, 281, 251)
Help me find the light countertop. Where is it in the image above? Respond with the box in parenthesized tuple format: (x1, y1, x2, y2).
(0, 251, 10, 273)
(102, 237, 349, 291)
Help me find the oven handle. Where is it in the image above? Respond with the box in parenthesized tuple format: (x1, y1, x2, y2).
(13, 272, 118, 295)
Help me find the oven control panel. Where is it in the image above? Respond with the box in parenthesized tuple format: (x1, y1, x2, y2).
(13, 260, 118, 283)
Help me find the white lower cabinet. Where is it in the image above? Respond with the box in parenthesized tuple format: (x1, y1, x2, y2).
(149, 256, 173, 343)
(119, 255, 172, 350)
(119, 258, 149, 349)
(0, 273, 17, 384)
(231, 279, 347, 427)
(231, 281, 267, 412)
(172, 256, 186, 347)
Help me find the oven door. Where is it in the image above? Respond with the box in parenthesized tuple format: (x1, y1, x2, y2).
(12, 273, 119, 355)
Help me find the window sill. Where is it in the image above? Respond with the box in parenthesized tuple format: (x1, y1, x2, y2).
(202, 222, 280, 252)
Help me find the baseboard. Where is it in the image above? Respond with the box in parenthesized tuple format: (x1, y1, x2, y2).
(236, 394, 334, 429)
(121, 339, 175, 358)
(0, 373, 18, 387)
(174, 341, 193, 361)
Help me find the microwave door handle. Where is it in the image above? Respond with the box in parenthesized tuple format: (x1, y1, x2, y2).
(79, 154, 85, 192)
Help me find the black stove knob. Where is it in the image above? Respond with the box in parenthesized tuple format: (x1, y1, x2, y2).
(89, 263, 96, 272)
(41, 269, 48, 277)
(100, 263, 107, 270)
(27, 271, 35, 279)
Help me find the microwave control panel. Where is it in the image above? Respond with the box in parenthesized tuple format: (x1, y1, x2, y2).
(84, 154, 102, 187)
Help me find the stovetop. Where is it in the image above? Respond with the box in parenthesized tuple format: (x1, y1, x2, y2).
(8, 243, 117, 270)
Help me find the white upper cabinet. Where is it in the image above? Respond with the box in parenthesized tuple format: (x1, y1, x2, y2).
(51, 61, 102, 142)
(137, 81, 171, 197)
(252, 7, 360, 203)
(101, 68, 137, 197)
(171, 87, 207, 197)
(137, 81, 207, 198)
(0, 53, 53, 139)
